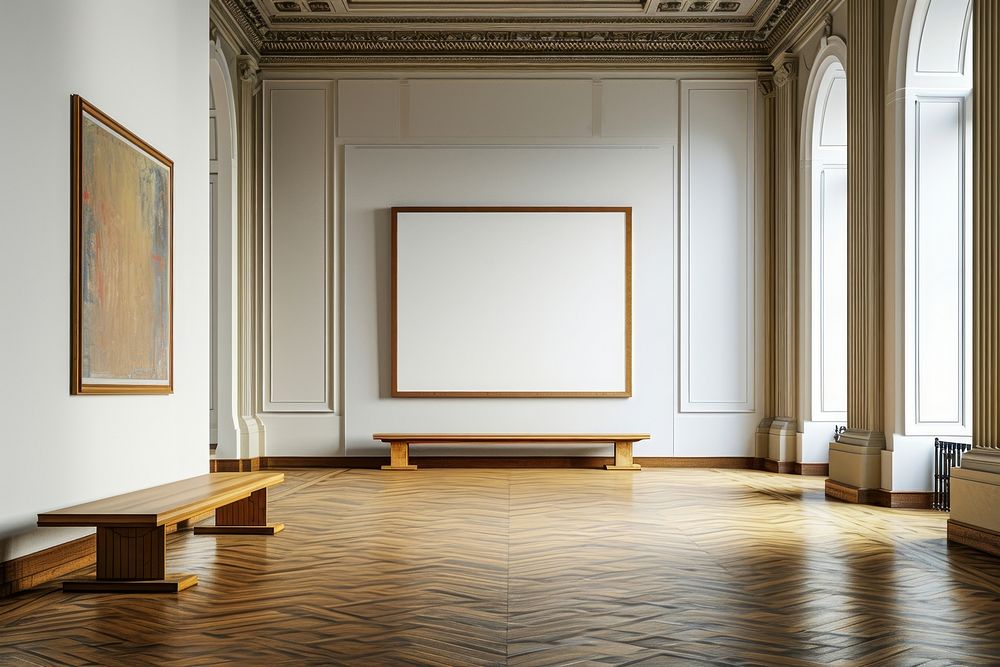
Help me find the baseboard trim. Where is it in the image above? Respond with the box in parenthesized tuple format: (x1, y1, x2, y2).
(258, 456, 759, 470)
(948, 520, 1000, 557)
(210, 457, 260, 472)
(872, 490, 933, 509)
(825, 479, 932, 508)
(761, 459, 796, 474)
(0, 535, 95, 598)
(825, 479, 878, 504)
(793, 462, 830, 476)
(0, 513, 217, 599)
(752, 458, 827, 475)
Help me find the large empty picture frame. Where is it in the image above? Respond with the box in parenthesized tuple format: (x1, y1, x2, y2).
(391, 206, 631, 397)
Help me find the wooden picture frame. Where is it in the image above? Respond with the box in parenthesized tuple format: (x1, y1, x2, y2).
(391, 206, 632, 398)
(71, 95, 174, 394)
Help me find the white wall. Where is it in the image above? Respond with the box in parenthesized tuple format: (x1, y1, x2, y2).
(260, 74, 762, 458)
(347, 145, 673, 454)
(0, 1, 209, 560)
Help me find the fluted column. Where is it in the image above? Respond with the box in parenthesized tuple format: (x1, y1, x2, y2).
(948, 2, 1000, 553)
(773, 54, 798, 423)
(236, 54, 265, 461)
(825, 0, 885, 498)
(962, 0, 1000, 473)
(756, 75, 776, 460)
(971, 0, 1000, 455)
(760, 54, 799, 469)
(842, 0, 885, 450)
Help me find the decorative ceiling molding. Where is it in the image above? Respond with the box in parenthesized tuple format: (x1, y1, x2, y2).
(214, 0, 821, 67)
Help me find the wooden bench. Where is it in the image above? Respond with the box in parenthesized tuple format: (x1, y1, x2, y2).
(373, 434, 651, 471)
(37, 471, 284, 593)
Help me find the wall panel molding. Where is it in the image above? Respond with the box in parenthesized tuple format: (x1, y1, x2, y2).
(904, 94, 971, 435)
(679, 80, 756, 413)
(263, 81, 336, 412)
(816, 164, 847, 419)
(407, 79, 593, 138)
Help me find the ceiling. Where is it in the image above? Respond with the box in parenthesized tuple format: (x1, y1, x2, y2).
(215, 0, 829, 67)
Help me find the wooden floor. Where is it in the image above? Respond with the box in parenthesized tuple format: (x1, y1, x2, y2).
(2, 468, 999, 665)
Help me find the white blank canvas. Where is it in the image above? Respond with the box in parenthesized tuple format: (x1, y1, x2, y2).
(392, 208, 630, 396)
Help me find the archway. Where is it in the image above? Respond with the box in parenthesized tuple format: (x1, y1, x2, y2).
(799, 34, 848, 466)
(209, 39, 240, 459)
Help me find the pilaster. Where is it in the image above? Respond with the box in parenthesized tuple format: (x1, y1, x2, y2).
(236, 54, 265, 460)
(756, 75, 777, 461)
(949, 0, 1000, 557)
(769, 53, 799, 466)
(827, 0, 885, 498)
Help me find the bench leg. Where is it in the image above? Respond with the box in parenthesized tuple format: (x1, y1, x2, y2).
(606, 441, 642, 471)
(193, 488, 284, 535)
(62, 525, 198, 593)
(382, 441, 418, 470)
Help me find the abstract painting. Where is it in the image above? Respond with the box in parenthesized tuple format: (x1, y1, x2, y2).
(71, 95, 173, 394)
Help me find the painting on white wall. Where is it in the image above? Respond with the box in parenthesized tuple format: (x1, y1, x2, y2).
(70, 95, 173, 395)
(392, 206, 631, 398)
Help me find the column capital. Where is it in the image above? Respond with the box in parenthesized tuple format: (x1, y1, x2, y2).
(237, 54, 259, 88)
(773, 54, 798, 88)
(757, 75, 776, 98)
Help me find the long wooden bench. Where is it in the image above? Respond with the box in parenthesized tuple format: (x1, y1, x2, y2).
(37, 471, 284, 593)
(373, 433, 651, 471)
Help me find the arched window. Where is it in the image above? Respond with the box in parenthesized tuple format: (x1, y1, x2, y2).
(891, 0, 973, 439)
(799, 35, 848, 464)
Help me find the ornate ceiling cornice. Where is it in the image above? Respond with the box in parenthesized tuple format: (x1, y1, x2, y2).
(222, 0, 268, 50)
(214, 0, 820, 68)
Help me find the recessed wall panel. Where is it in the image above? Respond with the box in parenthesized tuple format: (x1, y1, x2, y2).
(343, 145, 678, 455)
(337, 80, 400, 138)
(408, 80, 592, 138)
(602, 80, 677, 138)
(266, 86, 330, 410)
(917, 0, 972, 74)
(819, 166, 848, 415)
(680, 82, 755, 412)
(914, 98, 965, 425)
(819, 77, 847, 147)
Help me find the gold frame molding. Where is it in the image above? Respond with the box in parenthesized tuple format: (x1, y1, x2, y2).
(390, 206, 632, 398)
(70, 95, 174, 395)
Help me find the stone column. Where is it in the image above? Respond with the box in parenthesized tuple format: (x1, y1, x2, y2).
(949, 0, 1000, 555)
(235, 54, 265, 463)
(826, 0, 885, 501)
(756, 75, 777, 463)
(768, 54, 799, 472)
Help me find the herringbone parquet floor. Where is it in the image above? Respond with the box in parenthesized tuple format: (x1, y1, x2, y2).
(2, 468, 999, 666)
